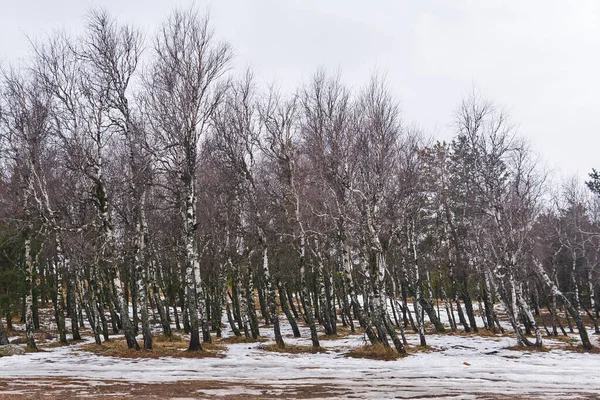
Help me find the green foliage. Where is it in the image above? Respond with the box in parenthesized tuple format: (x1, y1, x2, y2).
(0, 225, 25, 317)
(586, 168, 600, 197)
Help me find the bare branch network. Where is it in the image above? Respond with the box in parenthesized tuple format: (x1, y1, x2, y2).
(0, 7, 598, 356)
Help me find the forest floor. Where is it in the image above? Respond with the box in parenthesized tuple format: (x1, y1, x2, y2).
(1, 305, 600, 399)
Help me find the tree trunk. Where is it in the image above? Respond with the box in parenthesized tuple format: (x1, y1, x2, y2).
(66, 266, 81, 341)
(261, 245, 284, 348)
(24, 233, 37, 351)
(534, 260, 592, 349)
(0, 316, 8, 345)
(53, 240, 68, 343)
(279, 284, 300, 338)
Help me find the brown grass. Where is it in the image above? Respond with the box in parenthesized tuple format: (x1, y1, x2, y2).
(318, 326, 359, 341)
(43, 340, 71, 348)
(442, 328, 509, 340)
(259, 343, 327, 354)
(16, 345, 46, 354)
(473, 328, 507, 337)
(9, 330, 58, 346)
(80, 337, 226, 359)
(345, 342, 405, 361)
(406, 344, 437, 354)
(546, 336, 600, 353)
(219, 335, 268, 344)
(562, 345, 600, 354)
(548, 334, 579, 345)
(152, 333, 184, 343)
(504, 345, 550, 353)
(9, 336, 27, 345)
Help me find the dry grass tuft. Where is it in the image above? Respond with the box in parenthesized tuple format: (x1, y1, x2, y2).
(475, 329, 506, 337)
(345, 342, 405, 361)
(259, 343, 327, 354)
(550, 339, 600, 354)
(548, 334, 579, 345)
(81, 337, 226, 359)
(23, 346, 46, 353)
(219, 335, 268, 344)
(9, 336, 28, 345)
(504, 345, 550, 353)
(43, 341, 71, 348)
(152, 333, 184, 343)
(565, 345, 600, 354)
(406, 344, 436, 354)
(444, 328, 508, 338)
(318, 326, 358, 341)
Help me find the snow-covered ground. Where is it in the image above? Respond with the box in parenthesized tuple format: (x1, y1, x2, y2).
(2, 314, 600, 399)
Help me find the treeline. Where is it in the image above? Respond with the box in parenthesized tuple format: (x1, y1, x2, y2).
(0, 7, 598, 353)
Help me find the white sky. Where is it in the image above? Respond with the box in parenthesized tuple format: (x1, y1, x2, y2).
(1, 0, 598, 182)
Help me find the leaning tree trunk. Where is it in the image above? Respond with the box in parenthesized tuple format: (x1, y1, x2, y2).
(82, 271, 103, 345)
(517, 284, 543, 347)
(96, 169, 139, 349)
(439, 266, 456, 331)
(245, 268, 260, 339)
(534, 259, 592, 349)
(339, 224, 377, 344)
(495, 272, 533, 347)
(483, 270, 499, 333)
(111, 265, 139, 349)
(373, 250, 405, 354)
(149, 259, 172, 338)
(279, 284, 301, 338)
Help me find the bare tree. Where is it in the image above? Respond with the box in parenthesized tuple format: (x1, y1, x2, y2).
(454, 93, 544, 347)
(260, 87, 321, 347)
(211, 73, 285, 348)
(81, 9, 150, 349)
(0, 66, 53, 350)
(352, 74, 405, 353)
(299, 71, 373, 340)
(142, 7, 232, 350)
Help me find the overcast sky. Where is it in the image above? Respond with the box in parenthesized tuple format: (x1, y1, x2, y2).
(1, 1, 598, 182)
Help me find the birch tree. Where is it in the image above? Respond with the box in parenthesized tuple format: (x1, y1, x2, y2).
(300, 71, 377, 341)
(260, 88, 322, 347)
(352, 75, 405, 353)
(211, 73, 285, 348)
(0, 67, 53, 350)
(81, 9, 152, 349)
(142, 7, 231, 350)
(454, 93, 544, 347)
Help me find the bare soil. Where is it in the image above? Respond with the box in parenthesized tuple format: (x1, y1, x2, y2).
(0, 378, 348, 399)
(0, 378, 597, 400)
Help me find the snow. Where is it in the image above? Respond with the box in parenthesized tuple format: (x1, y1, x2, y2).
(1, 319, 600, 399)
(2, 304, 600, 399)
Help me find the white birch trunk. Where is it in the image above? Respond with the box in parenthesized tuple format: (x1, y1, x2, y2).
(24, 232, 37, 350)
(135, 191, 152, 349)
